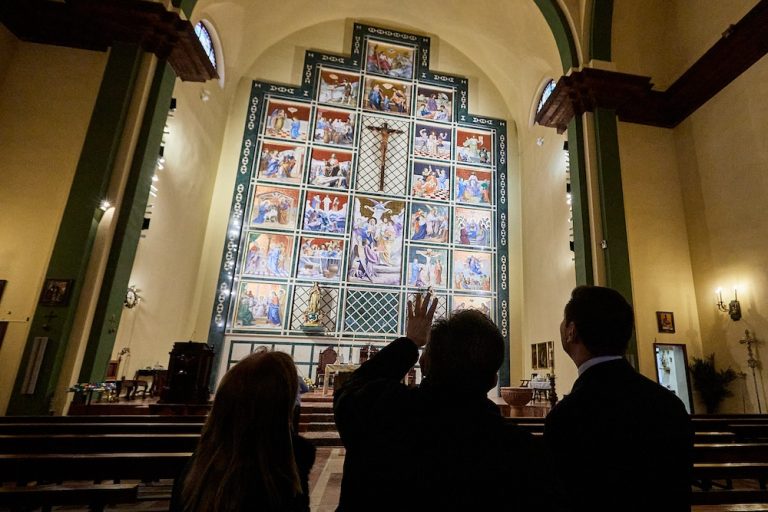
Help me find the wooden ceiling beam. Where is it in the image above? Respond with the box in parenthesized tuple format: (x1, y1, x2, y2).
(0, 0, 217, 82)
(536, 0, 768, 131)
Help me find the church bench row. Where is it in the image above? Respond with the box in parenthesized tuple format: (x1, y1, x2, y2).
(0, 415, 207, 424)
(504, 417, 768, 439)
(0, 433, 200, 454)
(0, 422, 203, 435)
(0, 452, 190, 485)
(694, 463, 768, 490)
(0, 483, 138, 512)
(503, 415, 768, 424)
(691, 489, 768, 506)
(694, 444, 768, 464)
(729, 424, 768, 441)
(692, 506, 768, 512)
(526, 430, 736, 443)
(0, 433, 755, 457)
(0, 450, 765, 507)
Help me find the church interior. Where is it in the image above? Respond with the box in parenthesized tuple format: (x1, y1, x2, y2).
(1, 0, 767, 509)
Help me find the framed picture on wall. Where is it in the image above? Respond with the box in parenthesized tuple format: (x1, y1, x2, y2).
(39, 279, 74, 307)
(653, 343, 694, 413)
(532, 341, 554, 369)
(656, 311, 676, 333)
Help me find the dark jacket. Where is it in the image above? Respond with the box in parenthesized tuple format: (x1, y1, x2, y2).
(169, 434, 315, 512)
(334, 337, 543, 511)
(543, 358, 693, 512)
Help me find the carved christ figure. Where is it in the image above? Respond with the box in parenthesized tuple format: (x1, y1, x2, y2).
(365, 121, 404, 191)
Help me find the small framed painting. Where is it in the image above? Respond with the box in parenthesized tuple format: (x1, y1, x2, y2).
(532, 341, 554, 370)
(39, 278, 74, 306)
(317, 68, 360, 106)
(656, 311, 675, 333)
(365, 39, 415, 79)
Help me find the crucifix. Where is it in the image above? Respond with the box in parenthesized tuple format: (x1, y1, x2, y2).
(366, 121, 404, 191)
(739, 329, 763, 413)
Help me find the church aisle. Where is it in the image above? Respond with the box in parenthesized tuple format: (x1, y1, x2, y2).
(309, 447, 344, 511)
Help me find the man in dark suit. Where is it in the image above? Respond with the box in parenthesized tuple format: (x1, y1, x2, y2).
(334, 293, 543, 511)
(544, 286, 692, 512)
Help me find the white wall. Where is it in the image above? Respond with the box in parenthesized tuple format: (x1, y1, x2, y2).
(110, 74, 232, 375)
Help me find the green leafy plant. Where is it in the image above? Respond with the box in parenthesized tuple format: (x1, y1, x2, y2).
(689, 353, 738, 414)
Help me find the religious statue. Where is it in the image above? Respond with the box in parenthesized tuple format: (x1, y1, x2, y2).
(302, 282, 324, 331)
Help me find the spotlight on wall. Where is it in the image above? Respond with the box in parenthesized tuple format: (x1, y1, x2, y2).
(99, 200, 112, 211)
(716, 287, 742, 321)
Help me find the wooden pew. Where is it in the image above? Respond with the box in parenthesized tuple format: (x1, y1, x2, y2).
(694, 463, 768, 489)
(692, 489, 768, 506)
(0, 433, 200, 454)
(731, 424, 768, 441)
(0, 483, 138, 512)
(0, 415, 206, 424)
(693, 442, 768, 497)
(697, 432, 738, 444)
(504, 418, 736, 443)
(0, 452, 191, 485)
(0, 422, 203, 436)
(694, 443, 768, 464)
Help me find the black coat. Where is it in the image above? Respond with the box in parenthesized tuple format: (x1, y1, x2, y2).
(543, 358, 693, 512)
(334, 337, 544, 511)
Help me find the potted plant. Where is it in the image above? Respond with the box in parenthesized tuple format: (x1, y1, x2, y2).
(689, 353, 738, 414)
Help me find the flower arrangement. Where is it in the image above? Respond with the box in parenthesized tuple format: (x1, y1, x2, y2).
(69, 382, 117, 393)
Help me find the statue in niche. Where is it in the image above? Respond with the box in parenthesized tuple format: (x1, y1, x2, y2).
(302, 283, 324, 331)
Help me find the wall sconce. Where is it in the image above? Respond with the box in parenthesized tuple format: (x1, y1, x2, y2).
(716, 287, 742, 321)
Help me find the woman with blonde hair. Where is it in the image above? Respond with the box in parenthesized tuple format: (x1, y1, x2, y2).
(170, 351, 315, 511)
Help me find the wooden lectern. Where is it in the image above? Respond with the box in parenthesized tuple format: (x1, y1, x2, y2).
(159, 341, 214, 404)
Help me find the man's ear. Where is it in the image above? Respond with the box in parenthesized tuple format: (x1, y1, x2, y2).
(566, 322, 577, 344)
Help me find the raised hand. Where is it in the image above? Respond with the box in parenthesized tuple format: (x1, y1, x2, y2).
(406, 291, 439, 348)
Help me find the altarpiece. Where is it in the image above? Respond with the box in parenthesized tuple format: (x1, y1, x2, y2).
(208, 24, 511, 386)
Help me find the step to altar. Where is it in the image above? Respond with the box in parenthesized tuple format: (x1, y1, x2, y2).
(303, 430, 342, 446)
(301, 412, 334, 422)
(300, 421, 337, 432)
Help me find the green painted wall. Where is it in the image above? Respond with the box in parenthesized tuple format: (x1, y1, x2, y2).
(593, 108, 637, 363)
(534, 0, 579, 72)
(79, 64, 177, 383)
(590, 0, 614, 61)
(568, 119, 594, 286)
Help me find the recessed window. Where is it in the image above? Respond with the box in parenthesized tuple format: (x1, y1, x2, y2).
(536, 79, 556, 115)
(195, 21, 217, 70)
